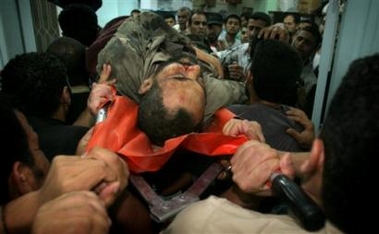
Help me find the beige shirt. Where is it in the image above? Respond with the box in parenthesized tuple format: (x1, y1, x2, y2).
(162, 196, 342, 234)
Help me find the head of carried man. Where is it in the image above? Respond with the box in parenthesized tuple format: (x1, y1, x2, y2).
(137, 52, 206, 146)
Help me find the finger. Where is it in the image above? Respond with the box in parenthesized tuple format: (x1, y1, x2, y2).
(245, 128, 265, 142)
(242, 120, 265, 142)
(230, 140, 266, 166)
(86, 147, 128, 175)
(75, 159, 118, 189)
(289, 116, 314, 129)
(76, 127, 94, 155)
(85, 147, 129, 189)
(269, 27, 279, 40)
(233, 157, 278, 194)
(279, 153, 296, 179)
(279, 31, 290, 43)
(107, 78, 117, 85)
(219, 159, 231, 169)
(97, 181, 121, 206)
(257, 28, 265, 39)
(286, 108, 301, 116)
(98, 64, 112, 84)
(287, 111, 306, 120)
(222, 119, 238, 136)
(262, 28, 271, 40)
(286, 128, 300, 140)
(286, 107, 307, 119)
(287, 115, 303, 123)
(57, 156, 119, 191)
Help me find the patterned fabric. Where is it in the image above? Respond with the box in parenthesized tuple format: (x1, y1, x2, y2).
(215, 42, 251, 76)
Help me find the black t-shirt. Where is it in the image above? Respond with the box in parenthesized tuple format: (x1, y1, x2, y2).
(27, 116, 89, 161)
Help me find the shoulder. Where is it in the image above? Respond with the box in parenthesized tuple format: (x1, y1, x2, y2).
(203, 77, 247, 112)
(164, 196, 312, 233)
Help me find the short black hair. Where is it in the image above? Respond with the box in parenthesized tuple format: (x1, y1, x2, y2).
(250, 39, 303, 106)
(224, 14, 241, 25)
(240, 12, 252, 20)
(48, 0, 102, 11)
(46, 36, 89, 87)
(164, 13, 176, 20)
(299, 25, 322, 48)
(1, 52, 69, 117)
(283, 13, 300, 23)
(131, 9, 141, 14)
(206, 12, 223, 26)
(250, 12, 271, 26)
(188, 9, 206, 25)
(58, 3, 99, 46)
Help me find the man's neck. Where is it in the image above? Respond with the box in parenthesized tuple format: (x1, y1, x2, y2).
(51, 104, 68, 122)
(225, 33, 236, 44)
(249, 92, 281, 110)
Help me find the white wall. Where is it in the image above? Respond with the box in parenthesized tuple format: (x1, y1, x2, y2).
(312, 0, 379, 130)
(327, 0, 379, 107)
(96, 0, 139, 27)
(0, 0, 36, 68)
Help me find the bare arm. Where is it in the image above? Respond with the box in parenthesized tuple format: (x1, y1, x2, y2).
(194, 46, 224, 79)
(2, 191, 41, 233)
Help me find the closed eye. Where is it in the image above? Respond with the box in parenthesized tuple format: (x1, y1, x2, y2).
(171, 76, 191, 81)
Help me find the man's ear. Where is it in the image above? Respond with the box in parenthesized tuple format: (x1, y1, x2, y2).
(300, 138, 325, 175)
(138, 78, 153, 94)
(246, 71, 253, 86)
(245, 71, 256, 98)
(9, 162, 35, 197)
(61, 86, 71, 105)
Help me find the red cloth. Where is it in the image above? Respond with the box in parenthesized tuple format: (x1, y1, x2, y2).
(86, 95, 247, 173)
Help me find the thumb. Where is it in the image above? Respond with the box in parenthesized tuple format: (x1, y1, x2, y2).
(246, 128, 265, 143)
(97, 181, 121, 207)
(279, 153, 296, 179)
